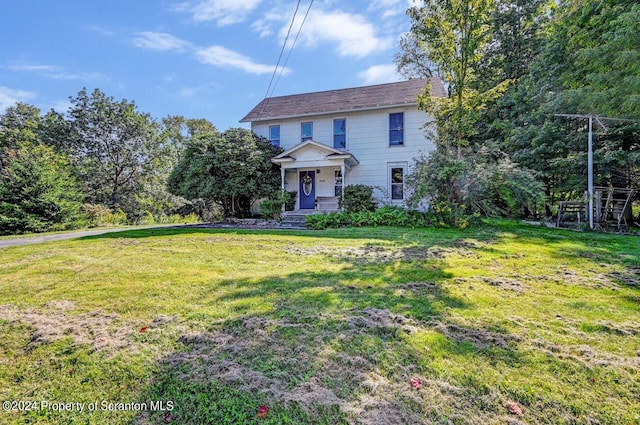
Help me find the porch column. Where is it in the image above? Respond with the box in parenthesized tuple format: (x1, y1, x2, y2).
(341, 163, 346, 207)
(280, 167, 286, 212)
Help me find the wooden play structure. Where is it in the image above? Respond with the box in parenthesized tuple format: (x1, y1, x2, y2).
(593, 186, 635, 231)
(557, 186, 636, 231)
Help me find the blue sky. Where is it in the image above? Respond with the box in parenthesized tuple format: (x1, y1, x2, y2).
(0, 0, 413, 131)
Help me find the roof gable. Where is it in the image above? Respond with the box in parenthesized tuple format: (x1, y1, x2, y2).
(273, 139, 345, 160)
(241, 77, 445, 123)
(271, 140, 359, 166)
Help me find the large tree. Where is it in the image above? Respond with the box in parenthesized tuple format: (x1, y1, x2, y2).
(168, 128, 281, 218)
(404, 0, 494, 157)
(68, 88, 163, 217)
(502, 0, 640, 210)
(0, 105, 84, 234)
(400, 0, 548, 219)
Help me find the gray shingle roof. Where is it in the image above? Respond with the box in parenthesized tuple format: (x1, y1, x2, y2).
(240, 77, 446, 123)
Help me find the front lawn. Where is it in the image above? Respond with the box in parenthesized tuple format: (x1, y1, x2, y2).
(0, 221, 638, 424)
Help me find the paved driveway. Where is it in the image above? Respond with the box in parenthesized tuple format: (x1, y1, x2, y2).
(0, 225, 180, 248)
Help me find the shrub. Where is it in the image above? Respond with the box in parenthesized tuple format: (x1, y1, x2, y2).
(82, 204, 129, 227)
(0, 144, 85, 235)
(305, 205, 476, 230)
(259, 199, 282, 220)
(339, 185, 377, 212)
(260, 190, 296, 220)
(157, 213, 200, 224)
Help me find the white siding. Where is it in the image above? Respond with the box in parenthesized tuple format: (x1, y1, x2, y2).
(254, 106, 436, 205)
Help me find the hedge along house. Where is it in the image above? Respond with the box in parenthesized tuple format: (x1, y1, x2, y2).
(240, 78, 446, 212)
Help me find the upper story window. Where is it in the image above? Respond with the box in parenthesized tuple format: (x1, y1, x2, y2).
(269, 125, 280, 147)
(389, 112, 404, 146)
(333, 119, 346, 149)
(301, 122, 313, 142)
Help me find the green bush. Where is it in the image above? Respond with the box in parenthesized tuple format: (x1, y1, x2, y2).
(157, 213, 200, 224)
(0, 144, 85, 235)
(305, 205, 475, 230)
(259, 190, 296, 220)
(284, 190, 297, 211)
(82, 204, 129, 227)
(339, 185, 377, 212)
(259, 199, 282, 220)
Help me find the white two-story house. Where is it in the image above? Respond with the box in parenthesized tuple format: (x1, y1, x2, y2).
(240, 78, 445, 211)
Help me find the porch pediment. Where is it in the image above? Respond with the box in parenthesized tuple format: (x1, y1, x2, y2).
(271, 140, 358, 167)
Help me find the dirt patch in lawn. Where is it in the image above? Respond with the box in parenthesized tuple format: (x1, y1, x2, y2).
(0, 302, 175, 355)
(162, 310, 516, 424)
(607, 266, 640, 287)
(481, 277, 526, 292)
(282, 241, 477, 264)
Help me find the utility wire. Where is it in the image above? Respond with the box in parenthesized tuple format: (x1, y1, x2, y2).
(263, 0, 302, 101)
(257, 0, 313, 120)
(268, 0, 314, 98)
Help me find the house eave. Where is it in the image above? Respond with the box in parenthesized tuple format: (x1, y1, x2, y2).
(240, 102, 419, 123)
(271, 157, 295, 164)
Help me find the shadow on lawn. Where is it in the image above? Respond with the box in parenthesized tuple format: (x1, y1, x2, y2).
(129, 249, 529, 424)
(116, 224, 639, 423)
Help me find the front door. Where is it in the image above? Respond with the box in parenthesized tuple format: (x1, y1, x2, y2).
(299, 171, 315, 209)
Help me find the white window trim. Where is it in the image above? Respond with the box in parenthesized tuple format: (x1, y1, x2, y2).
(388, 162, 408, 203)
(268, 124, 281, 147)
(388, 111, 405, 147)
(333, 118, 347, 150)
(301, 121, 313, 142)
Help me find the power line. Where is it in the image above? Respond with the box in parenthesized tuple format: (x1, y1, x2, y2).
(268, 0, 314, 99)
(263, 0, 302, 101)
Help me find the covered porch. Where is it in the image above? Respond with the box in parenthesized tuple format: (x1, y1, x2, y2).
(271, 140, 359, 212)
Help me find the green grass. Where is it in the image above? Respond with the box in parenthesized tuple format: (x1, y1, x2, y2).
(0, 221, 638, 424)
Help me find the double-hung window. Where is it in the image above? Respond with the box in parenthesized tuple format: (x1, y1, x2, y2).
(389, 112, 404, 146)
(333, 118, 346, 149)
(301, 122, 313, 142)
(389, 163, 407, 201)
(269, 125, 280, 147)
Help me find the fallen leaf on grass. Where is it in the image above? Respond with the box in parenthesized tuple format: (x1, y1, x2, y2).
(257, 405, 269, 418)
(410, 378, 423, 389)
(139, 326, 149, 333)
(507, 401, 523, 415)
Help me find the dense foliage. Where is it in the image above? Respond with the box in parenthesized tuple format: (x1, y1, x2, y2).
(0, 144, 84, 235)
(399, 0, 639, 223)
(338, 185, 377, 213)
(0, 91, 214, 234)
(306, 205, 477, 230)
(168, 129, 282, 218)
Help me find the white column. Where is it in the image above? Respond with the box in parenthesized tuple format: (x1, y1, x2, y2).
(281, 168, 286, 212)
(341, 163, 346, 206)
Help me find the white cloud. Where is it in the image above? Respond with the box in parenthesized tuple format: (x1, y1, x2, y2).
(251, 19, 273, 38)
(131, 32, 192, 52)
(175, 0, 262, 25)
(0, 86, 37, 111)
(195, 45, 291, 75)
(358, 64, 403, 85)
(265, 6, 392, 59)
(85, 24, 115, 37)
(7, 63, 105, 81)
(368, 0, 410, 18)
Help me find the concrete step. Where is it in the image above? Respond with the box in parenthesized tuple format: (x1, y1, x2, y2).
(277, 213, 308, 229)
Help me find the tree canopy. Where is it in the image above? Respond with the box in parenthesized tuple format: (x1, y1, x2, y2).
(399, 0, 639, 221)
(168, 128, 282, 218)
